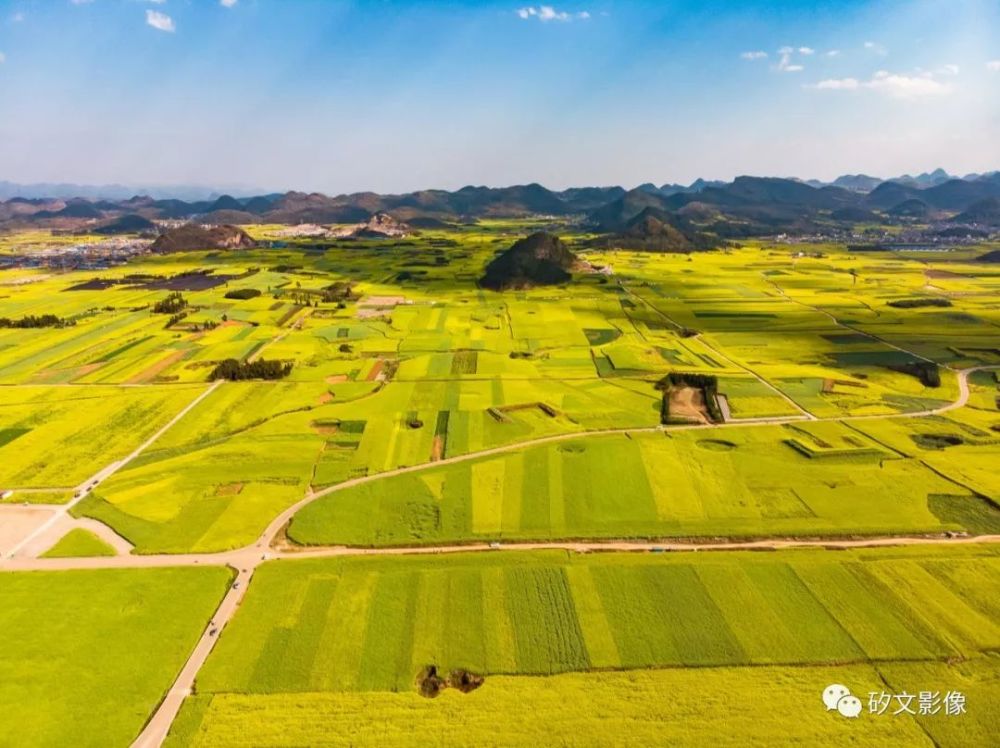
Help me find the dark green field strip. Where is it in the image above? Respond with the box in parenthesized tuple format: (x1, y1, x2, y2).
(506, 566, 589, 673)
(196, 547, 1000, 697)
(92, 334, 154, 363)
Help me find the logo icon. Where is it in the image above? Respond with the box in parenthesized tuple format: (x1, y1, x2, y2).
(823, 684, 862, 718)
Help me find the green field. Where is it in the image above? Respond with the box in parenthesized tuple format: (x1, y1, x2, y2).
(288, 426, 987, 546)
(170, 663, 979, 747)
(40, 528, 117, 557)
(195, 547, 1000, 693)
(0, 566, 230, 747)
(0, 229, 994, 552)
(168, 545, 1000, 746)
(1, 224, 999, 747)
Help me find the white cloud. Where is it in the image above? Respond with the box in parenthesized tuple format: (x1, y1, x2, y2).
(808, 70, 951, 99)
(741, 50, 768, 61)
(987, 60, 1000, 72)
(0, 52, 5, 64)
(220, 0, 239, 7)
(864, 40, 888, 55)
(798, 47, 815, 55)
(866, 70, 950, 97)
(145, 9, 175, 33)
(937, 64, 959, 76)
(516, 6, 588, 22)
(70, 0, 93, 5)
(813, 77, 859, 90)
(826, 49, 840, 57)
(11, 12, 25, 22)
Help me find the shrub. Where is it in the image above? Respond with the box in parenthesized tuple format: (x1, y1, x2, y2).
(224, 288, 262, 300)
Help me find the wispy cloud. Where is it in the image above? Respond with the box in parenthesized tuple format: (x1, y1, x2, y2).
(937, 64, 959, 76)
(826, 50, 840, 57)
(11, 11, 25, 23)
(70, 0, 94, 5)
(798, 47, 815, 55)
(809, 70, 951, 99)
(775, 46, 805, 72)
(0, 52, 6, 64)
(812, 77, 860, 90)
(145, 9, 175, 33)
(864, 40, 888, 56)
(987, 60, 1000, 72)
(516, 6, 590, 22)
(740, 50, 768, 61)
(220, 0, 239, 7)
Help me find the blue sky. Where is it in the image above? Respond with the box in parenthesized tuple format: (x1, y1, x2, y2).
(0, 0, 997, 193)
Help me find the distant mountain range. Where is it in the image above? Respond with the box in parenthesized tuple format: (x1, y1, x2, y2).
(2, 168, 999, 239)
(2, 168, 994, 203)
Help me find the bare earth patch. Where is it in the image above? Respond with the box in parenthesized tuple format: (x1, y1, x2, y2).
(127, 349, 189, 384)
(430, 435, 445, 461)
(668, 386, 710, 424)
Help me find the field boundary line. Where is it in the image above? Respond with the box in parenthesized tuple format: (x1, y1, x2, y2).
(4, 379, 224, 559)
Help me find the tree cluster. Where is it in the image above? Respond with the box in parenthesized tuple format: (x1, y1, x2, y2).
(152, 292, 188, 315)
(889, 361, 941, 388)
(209, 358, 293, 381)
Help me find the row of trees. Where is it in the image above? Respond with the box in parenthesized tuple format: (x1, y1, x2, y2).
(224, 288, 262, 300)
(0, 314, 74, 329)
(887, 298, 952, 309)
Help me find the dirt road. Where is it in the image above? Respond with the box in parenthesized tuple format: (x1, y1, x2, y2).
(3, 380, 223, 560)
